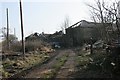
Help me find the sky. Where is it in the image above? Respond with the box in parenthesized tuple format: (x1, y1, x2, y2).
(0, 0, 101, 40)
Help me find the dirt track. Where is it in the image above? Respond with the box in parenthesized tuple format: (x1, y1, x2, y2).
(24, 49, 76, 78)
(10, 48, 113, 78)
(55, 50, 77, 78)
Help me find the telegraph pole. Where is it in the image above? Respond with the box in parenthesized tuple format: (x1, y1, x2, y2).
(6, 8, 10, 51)
(90, 38, 93, 54)
(14, 28, 16, 37)
(19, 0, 25, 59)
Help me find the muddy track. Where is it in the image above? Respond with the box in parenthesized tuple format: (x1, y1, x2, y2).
(55, 49, 77, 78)
(24, 49, 71, 78)
(6, 49, 77, 79)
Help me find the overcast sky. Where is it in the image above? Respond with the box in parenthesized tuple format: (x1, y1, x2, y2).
(0, 0, 115, 40)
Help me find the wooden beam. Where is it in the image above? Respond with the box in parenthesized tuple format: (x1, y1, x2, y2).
(6, 8, 9, 51)
(19, 0, 25, 59)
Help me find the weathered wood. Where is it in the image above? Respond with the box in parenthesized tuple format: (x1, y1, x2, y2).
(19, 0, 25, 59)
(6, 8, 9, 51)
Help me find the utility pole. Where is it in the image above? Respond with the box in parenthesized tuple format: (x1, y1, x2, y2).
(6, 8, 10, 51)
(14, 28, 16, 37)
(90, 38, 93, 54)
(19, 0, 25, 59)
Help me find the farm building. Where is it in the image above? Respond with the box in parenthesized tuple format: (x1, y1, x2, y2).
(65, 20, 112, 47)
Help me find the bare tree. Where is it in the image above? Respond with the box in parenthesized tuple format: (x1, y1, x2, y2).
(86, 0, 120, 42)
(1, 27, 18, 52)
(86, 0, 106, 40)
(61, 16, 70, 34)
(102, 1, 120, 36)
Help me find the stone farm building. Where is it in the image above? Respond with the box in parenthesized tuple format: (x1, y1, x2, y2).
(25, 20, 112, 48)
(65, 20, 112, 47)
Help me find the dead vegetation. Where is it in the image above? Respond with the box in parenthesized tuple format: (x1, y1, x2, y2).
(1, 46, 54, 78)
(74, 48, 113, 78)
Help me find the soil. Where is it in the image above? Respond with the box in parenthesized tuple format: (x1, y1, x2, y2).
(24, 49, 75, 78)
(55, 49, 77, 78)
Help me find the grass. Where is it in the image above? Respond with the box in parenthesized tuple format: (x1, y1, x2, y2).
(74, 48, 113, 78)
(76, 49, 92, 69)
(76, 56, 90, 66)
(1, 52, 51, 78)
(42, 54, 69, 78)
(0, 65, 10, 77)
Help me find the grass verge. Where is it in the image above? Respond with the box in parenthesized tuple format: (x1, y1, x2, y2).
(1, 52, 51, 78)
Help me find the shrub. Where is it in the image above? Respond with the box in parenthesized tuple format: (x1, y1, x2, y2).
(25, 41, 43, 52)
(10, 42, 22, 52)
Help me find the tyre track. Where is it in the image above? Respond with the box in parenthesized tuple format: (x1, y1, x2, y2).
(24, 49, 70, 78)
(55, 49, 77, 78)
